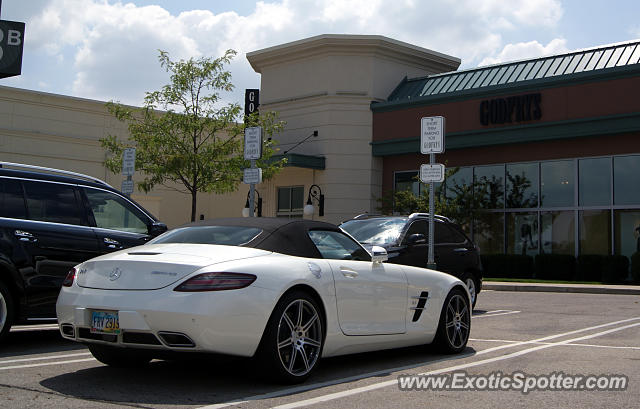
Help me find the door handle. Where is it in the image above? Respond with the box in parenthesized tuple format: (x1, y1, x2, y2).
(454, 248, 469, 253)
(14, 230, 38, 243)
(103, 237, 123, 249)
(340, 268, 358, 278)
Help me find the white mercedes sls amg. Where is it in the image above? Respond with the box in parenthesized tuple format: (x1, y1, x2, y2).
(57, 218, 471, 383)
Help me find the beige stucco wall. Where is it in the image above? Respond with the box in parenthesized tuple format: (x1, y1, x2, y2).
(247, 34, 460, 224)
(0, 85, 249, 228)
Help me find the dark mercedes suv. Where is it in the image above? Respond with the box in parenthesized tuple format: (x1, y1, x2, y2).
(0, 162, 167, 341)
(340, 213, 483, 307)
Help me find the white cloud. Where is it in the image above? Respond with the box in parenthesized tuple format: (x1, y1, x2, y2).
(21, 0, 566, 106)
(479, 38, 569, 66)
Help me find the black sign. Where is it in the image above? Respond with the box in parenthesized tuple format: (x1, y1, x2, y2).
(245, 89, 259, 116)
(480, 93, 541, 126)
(0, 20, 25, 79)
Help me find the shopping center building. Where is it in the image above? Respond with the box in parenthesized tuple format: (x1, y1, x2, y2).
(2, 34, 639, 274)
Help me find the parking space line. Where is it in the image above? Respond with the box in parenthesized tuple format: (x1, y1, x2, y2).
(473, 310, 520, 318)
(202, 316, 640, 409)
(0, 358, 95, 371)
(269, 320, 640, 409)
(0, 352, 91, 365)
(471, 338, 640, 350)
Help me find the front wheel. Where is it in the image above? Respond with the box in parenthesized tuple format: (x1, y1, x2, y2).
(434, 288, 471, 354)
(88, 344, 152, 367)
(258, 291, 324, 384)
(0, 281, 14, 342)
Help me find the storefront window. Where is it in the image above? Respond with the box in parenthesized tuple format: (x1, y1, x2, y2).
(541, 211, 575, 255)
(506, 163, 538, 208)
(579, 157, 611, 206)
(277, 186, 304, 218)
(507, 212, 538, 256)
(579, 210, 611, 254)
(614, 210, 640, 261)
(614, 155, 640, 205)
(474, 165, 504, 209)
(541, 160, 574, 207)
(394, 171, 420, 196)
(445, 167, 472, 200)
(474, 213, 504, 254)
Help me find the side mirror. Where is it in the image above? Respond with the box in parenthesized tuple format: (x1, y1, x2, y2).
(371, 246, 388, 263)
(407, 233, 427, 246)
(148, 222, 168, 237)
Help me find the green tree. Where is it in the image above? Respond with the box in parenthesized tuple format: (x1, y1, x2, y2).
(101, 50, 286, 222)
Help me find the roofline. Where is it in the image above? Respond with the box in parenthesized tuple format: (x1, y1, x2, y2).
(247, 34, 460, 74)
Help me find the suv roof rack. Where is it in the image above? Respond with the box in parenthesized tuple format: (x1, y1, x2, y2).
(408, 212, 452, 222)
(0, 161, 112, 188)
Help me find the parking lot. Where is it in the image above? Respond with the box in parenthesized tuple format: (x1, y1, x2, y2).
(1, 290, 638, 409)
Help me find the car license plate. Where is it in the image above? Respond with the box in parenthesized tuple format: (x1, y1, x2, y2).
(90, 310, 120, 334)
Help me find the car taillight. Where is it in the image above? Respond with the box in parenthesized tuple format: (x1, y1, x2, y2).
(62, 268, 76, 287)
(174, 272, 257, 292)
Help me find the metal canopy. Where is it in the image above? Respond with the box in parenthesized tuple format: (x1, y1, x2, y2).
(387, 40, 640, 102)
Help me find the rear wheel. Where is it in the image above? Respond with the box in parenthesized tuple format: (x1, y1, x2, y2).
(434, 288, 471, 354)
(461, 272, 477, 309)
(258, 290, 324, 384)
(0, 282, 14, 342)
(88, 344, 152, 367)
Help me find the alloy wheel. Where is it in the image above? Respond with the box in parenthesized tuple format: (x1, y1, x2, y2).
(276, 299, 323, 377)
(445, 294, 470, 349)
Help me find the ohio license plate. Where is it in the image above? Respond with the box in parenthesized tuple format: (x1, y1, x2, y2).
(90, 310, 120, 334)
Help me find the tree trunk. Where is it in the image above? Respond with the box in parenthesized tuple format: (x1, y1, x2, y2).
(191, 190, 197, 222)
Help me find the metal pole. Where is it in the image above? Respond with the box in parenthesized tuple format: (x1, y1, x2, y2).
(428, 153, 437, 269)
(248, 159, 256, 217)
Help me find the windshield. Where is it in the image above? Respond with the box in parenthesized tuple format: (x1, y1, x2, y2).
(148, 226, 262, 246)
(340, 218, 407, 246)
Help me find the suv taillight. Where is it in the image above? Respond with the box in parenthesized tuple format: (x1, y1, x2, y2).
(174, 272, 257, 292)
(62, 268, 76, 287)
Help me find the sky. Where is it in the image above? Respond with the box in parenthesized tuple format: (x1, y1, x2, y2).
(2, 0, 640, 108)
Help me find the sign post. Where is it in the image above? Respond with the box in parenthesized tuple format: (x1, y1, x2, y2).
(243, 127, 263, 217)
(420, 116, 445, 270)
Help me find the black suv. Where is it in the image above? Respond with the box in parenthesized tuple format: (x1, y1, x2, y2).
(340, 213, 483, 307)
(0, 162, 167, 340)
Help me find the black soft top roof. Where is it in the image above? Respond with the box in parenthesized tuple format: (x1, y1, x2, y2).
(182, 217, 343, 258)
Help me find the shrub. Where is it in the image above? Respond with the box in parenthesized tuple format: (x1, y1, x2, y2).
(602, 255, 629, 284)
(576, 255, 605, 282)
(534, 254, 576, 280)
(631, 252, 640, 283)
(481, 254, 533, 279)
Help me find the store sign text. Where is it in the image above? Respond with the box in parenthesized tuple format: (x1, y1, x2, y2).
(480, 93, 541, 126)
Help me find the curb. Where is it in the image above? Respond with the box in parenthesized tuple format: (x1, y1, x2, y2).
(483, 282, 640, 296)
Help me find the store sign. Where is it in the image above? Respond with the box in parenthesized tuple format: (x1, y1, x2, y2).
(0, 20, 25, 78)
(480, 93, 541, 126)
(245, 89, 259, 116)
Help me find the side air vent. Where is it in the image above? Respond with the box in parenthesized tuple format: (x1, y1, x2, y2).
(411, 291, 429, 322)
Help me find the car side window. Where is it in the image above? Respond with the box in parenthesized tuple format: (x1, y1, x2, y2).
(402, 220, 427, 244)
(0, 178, 26, 219)
(84, 188, 149, 234)
(23, 181, 86, 225)
(308, 230, 371, 261)
(435, 222, 467, 244)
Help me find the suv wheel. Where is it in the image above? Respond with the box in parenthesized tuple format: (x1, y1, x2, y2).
(0, 281, 14, 342)
(461, 272, 477, 309)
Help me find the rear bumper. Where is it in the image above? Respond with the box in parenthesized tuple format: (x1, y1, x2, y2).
(56, 284, 278, 357)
